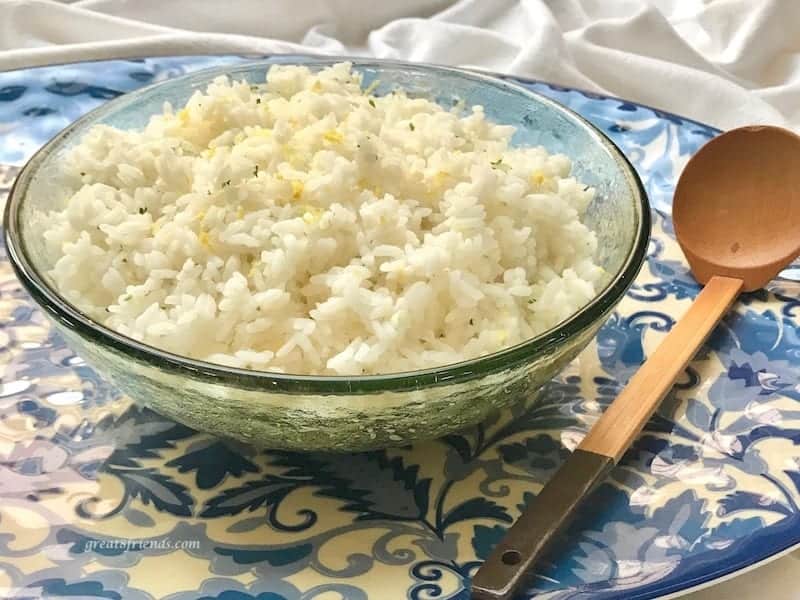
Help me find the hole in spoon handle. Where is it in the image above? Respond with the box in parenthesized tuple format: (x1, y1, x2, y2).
(470, 450, 614, 600)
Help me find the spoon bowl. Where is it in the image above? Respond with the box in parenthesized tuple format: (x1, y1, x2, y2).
(673, 125, 800, 291)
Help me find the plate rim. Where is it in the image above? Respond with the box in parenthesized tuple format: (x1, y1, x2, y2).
(0, 53, 796, 600)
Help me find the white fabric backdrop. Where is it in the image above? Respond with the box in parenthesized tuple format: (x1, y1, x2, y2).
(1, 0, 799, 131)
(1, 1, 798, 597)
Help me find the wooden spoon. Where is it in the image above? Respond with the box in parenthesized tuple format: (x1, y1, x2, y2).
(471, 125, 800, 600)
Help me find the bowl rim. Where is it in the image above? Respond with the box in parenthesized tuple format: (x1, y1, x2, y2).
(3, 56, 651, 394)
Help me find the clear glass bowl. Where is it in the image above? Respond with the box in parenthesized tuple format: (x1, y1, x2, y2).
(4, 58, 650, 451)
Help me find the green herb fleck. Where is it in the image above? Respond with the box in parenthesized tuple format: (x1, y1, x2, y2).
(255, 98, 261, 104)
(368, 99, 376, 108)
(222, 179, 231, 188)
(469, 318, 474, 325)
(138, 207, 147, 215)
(253, 165, 259, 177)
(490, 158, 503, 167)
(80, 172, 86, 177)
(409, 122, 415, 131)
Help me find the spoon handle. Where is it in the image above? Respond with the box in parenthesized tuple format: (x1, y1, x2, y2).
(579, 275, 742, 460)
(470, 275, 743, 600)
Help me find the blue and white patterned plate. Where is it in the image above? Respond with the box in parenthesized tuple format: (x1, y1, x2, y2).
(1, 56, 799, 600)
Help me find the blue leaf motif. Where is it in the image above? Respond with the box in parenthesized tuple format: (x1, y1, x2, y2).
(471, 524, 506, 560)
(442, 434, 475, 479)
(718, 491, 792, 518)
(702, 517, 764, 550)
(166, 440, 259, 489)
(215, 544, 311, 566)
(200, 477, 315, 531)
(708, 375, 763, 411)
(290, 452, 434, 523)
(685, 398, 711, 431)
(498, 434, 566, 474)
(414, 533, 460, 562)
(125, 507, 156, 527)
(440, 498, 512, 531)
(104, 405, 196, 465)
(108, 466, 194, 517)
(740, 447, 769, 475)
(649, 490, 710, 550)
(723, 415, 761, 434)
(28, 578, 122, 599)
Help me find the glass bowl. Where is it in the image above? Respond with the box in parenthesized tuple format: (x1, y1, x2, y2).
(3, 58, 649, 451)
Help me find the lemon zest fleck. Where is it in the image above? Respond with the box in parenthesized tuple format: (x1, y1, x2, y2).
(323, 129, 343, 144)
(177, 108, 190, 124)
(530, 171, 546, 186)
(291, 180, 304, 199)
(312, 81, 323, 92)
(199, 231, 210, 246)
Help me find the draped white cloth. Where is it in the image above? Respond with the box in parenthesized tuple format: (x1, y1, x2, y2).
(2, 0, 799, 131)
(1, 1, 798, 597)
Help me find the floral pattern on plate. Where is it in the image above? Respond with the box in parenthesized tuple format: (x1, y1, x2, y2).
(0, 56, 799, 600)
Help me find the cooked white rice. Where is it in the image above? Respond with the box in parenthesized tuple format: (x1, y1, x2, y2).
(43, 62, 602, 375)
